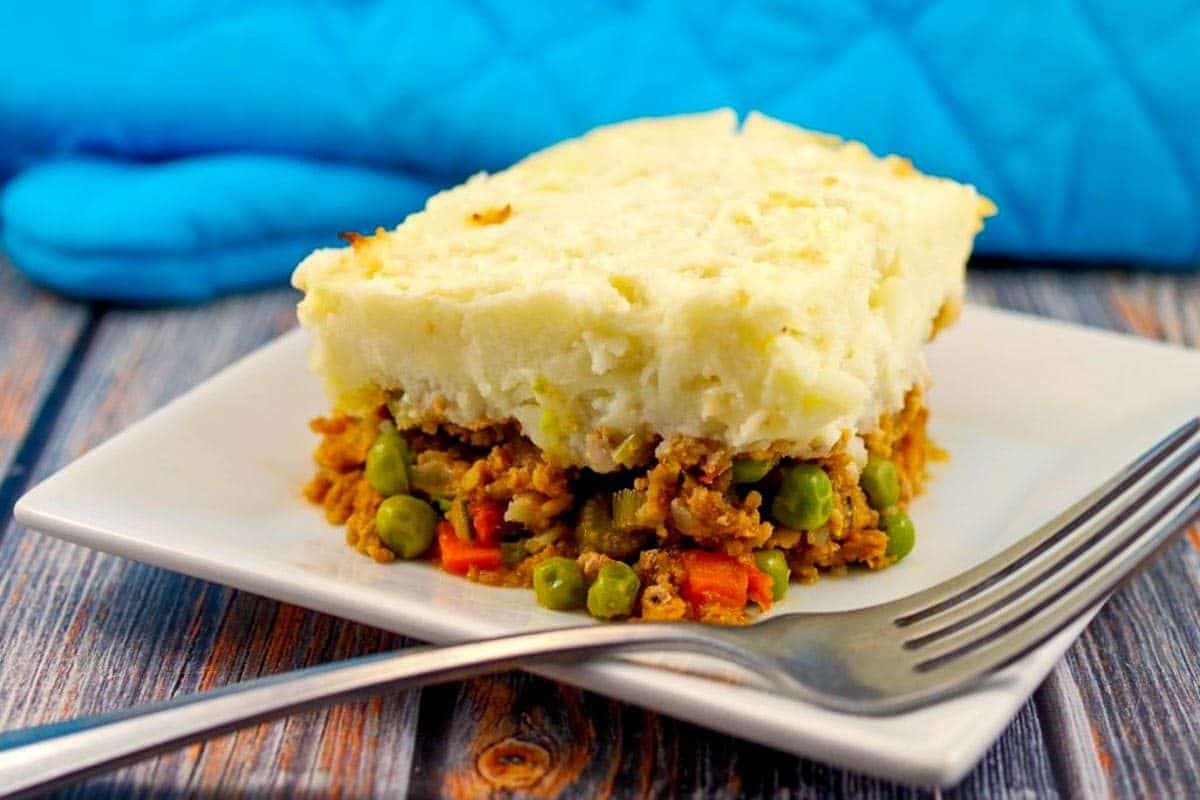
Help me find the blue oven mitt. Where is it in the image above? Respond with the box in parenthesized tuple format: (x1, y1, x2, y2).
(1, 2, 1197, 302)
(2, 156, 437, 302)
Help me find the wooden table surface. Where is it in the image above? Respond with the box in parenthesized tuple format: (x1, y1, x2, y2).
(1, 255, 1197, 799)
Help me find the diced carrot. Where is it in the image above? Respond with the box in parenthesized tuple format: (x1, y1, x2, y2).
(438, 521, 502, 574)
(746, 566, 774, 610)
(468, 497, 504, 546)
(680, 550, 749, 607)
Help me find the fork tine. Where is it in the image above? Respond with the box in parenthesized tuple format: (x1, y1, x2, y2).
(899, 426, 1200, 642)
(891, 417, 1200, 626)
(906, 457, 1200, 664)
(910, 472, 1200, 680)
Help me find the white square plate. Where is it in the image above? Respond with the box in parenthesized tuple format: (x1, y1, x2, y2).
(15, 305, 1200, 786)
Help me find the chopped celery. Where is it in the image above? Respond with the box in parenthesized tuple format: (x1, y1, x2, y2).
(409, 461, 455, 499)
(577, 494, 648, 560)
(501, 540, 528, 567)
(447, 498, 473, 541)
(612, 432, 648, 467)
(578, 496, 612, 543)
(611, 489, 646, 531)
(533, 376, 572, 464)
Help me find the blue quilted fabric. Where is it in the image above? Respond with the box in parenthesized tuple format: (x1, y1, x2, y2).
(1, 1, 1197, 302)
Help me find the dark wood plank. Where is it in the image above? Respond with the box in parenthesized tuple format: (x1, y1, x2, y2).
(0, 287, 422, 799)
(1033, 664, 1108, 799)
(1058, 270, 1200, 798)
(2, 261, 1196, 798)
(406, 671, 1060, 799)
(971, 266, 1200, 799)
(0, 258, 90, 509)
(0, 262, 1063, 798)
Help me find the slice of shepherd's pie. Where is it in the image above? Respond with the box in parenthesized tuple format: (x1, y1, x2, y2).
(293, 110, 994, 624)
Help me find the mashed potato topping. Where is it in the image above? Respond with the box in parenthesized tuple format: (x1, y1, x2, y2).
(293, 110, 992, 469)
(295, 111, 993, 623)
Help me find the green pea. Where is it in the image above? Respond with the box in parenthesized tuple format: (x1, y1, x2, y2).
(586, 562, 641, 620)
(860, 455, 900, 510)
(365, 423, 412, 497)
(375, 495, 437, 558)
(770, 463, 834, 530)
(753, 549, 791, 601)
(533, 557, 586, 611)
(881, 507, 916, 560)
(731, 458, 774, 484)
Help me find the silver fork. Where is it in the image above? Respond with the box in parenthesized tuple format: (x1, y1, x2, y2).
(3, 418, 1198, 799)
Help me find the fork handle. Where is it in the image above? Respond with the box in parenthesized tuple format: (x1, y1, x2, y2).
(0, 622, 728, 799)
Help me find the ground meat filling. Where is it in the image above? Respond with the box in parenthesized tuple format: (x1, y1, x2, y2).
(305, 389, 932, 624)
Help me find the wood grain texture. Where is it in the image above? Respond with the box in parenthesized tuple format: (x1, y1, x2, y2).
(971, 267, 1200, 799)
(0, 258, 90, 509)
(1058, 271, 1200, 798)
(0, 282, 422, 799)
(1034, 664, 1108, 799)
(0, 261, 1197, 798)
(408, 674, 1060, 799)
